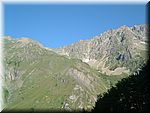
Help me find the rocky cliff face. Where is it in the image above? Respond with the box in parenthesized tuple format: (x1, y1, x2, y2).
(56, 25, 148, 75)
(3, 24, 148, 111)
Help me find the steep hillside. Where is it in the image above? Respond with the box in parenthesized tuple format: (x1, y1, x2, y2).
(3, 24, 148, 111)
(3, 37, 125, 111)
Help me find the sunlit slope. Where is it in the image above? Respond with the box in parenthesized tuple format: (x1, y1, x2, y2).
(3, 37, 124, 111)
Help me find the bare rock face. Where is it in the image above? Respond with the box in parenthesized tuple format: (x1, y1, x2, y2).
(56, 25, 148, 75)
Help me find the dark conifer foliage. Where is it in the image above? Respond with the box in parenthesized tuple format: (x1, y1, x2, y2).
(92, 60, 150, 112)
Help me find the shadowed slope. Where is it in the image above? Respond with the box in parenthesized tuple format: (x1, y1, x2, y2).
(92, 60, 150, 112)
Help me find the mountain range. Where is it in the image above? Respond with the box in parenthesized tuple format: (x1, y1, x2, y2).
(2, 24, 148, 111)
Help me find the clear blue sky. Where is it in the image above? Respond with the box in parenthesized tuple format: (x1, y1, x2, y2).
(4, 4, 146, 48)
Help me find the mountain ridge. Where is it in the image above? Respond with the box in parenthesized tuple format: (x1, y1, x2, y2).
(55, 24, 148, 75)
(3, 24, 148, 111)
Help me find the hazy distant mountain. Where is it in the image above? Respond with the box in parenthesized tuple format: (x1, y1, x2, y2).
(3, 24, 148, 111)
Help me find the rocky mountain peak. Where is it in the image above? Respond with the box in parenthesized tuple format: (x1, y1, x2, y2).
(16, 38, 32, 44)
(3, 36, 12, 40)
(55, 24, 148, 75)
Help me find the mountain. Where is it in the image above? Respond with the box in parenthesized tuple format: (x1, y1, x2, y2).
(3, 37, 116, 111)
(3, 24, 148, 111)
(55, 25, 148, 75)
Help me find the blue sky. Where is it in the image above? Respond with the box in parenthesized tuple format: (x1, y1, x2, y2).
(4, 4, 146, 48)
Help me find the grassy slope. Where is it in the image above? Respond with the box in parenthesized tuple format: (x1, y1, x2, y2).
(3, 38, 127, 111)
